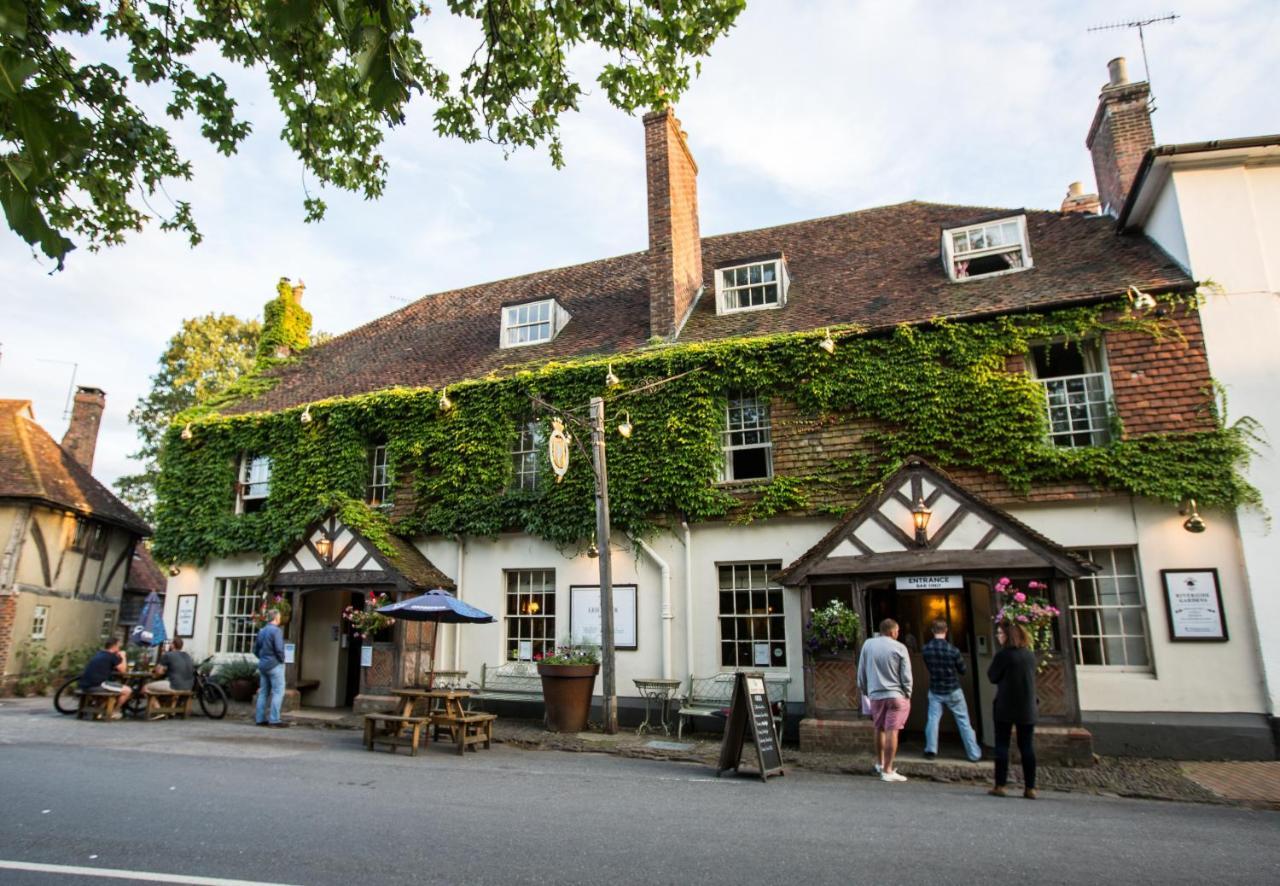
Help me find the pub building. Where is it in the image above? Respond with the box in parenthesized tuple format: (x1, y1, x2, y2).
(160, 94, 1273, 761)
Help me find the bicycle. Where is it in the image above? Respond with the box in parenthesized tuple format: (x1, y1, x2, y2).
(53, 656, 228, 720)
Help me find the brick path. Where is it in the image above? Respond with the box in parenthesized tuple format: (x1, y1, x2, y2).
(1182, 761, 1280, 809)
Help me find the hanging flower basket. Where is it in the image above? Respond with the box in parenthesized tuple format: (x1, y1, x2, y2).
(342, 592, 395, 640)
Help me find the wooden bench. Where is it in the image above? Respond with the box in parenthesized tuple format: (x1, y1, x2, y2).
(77, 688, 121, 721)
(145, 690, 193, 720)
(363, 713, 431, 756)
(676, 673, 791, 741)
(433, 712, 497, 755)
(470, 662, 543, 708)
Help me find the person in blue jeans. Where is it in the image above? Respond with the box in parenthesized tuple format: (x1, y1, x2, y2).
(253, 608, 290, 728)
(921, 619, 981, 761)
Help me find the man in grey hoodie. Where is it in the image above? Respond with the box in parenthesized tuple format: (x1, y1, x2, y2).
(857, 618, 913, 782)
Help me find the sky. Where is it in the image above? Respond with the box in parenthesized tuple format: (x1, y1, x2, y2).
(1, 0, 1277, 498)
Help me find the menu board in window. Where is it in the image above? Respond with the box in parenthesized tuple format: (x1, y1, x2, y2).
(715, 672, 784, 782)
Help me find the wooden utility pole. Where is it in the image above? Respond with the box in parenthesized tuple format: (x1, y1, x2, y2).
(589, 396, 618, 734)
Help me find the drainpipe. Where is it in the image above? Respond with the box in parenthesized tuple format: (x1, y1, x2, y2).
(631, 535, 673, 680)
(681, 520, 694, 681)
(453, 535, 466, 672)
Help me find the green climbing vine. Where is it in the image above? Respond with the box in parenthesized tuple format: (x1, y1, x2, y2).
(152, 296, 1259, 565)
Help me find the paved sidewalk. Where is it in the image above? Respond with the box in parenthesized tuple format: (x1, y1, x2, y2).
(1183, 761, 1280, 810)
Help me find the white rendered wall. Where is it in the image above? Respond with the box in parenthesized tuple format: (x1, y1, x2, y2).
(163, 554, 263, 663)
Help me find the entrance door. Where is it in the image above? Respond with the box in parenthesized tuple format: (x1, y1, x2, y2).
(343, 592, 364, 707)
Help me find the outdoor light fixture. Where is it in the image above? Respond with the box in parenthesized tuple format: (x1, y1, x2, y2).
(314, 536, 333, 561)
(586, 538, 600, 558)
(1127, 285, 1157, 310)
(617, 412, 633, 438)
(911, 497, 932, 546)
(819, 328, 836, 354)
(300, 405, 313, 424)
(438, 388, 454, 412)
(1180, 499, 1207, 534)
(180, 423, 193, 440)
(605, 364, 622, 388)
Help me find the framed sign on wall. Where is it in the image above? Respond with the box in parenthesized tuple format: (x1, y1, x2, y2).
(175, 594, 197, 638)
(569, 585, 638, 650)
(1161, 569, 1228, 642)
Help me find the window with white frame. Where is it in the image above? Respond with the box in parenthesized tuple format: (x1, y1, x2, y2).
(214, 577, 259, 653)
(237, 455, 271, 513)
(509, 420, 543, 492)
(31, 605, 49, 640)
(500, 299, 570, 348)
(505, 569, 556, 660)
(720, 392, 772, 482)
(715, 257, 789, 314)
(100, 609, 115, 640)
(1069, 548, 1150, 669)
(366, 444, 390, 506)
(1029, 339, 1113, 447)
(718, 562, 787, 667)
(942, 215, 1031, 281)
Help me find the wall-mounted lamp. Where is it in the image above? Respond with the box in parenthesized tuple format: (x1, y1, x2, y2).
(315, 536, 333, 561)
(911, 497, 932, 546)
(605, 364, 622, 388)
(1180, 499, 1206, 533)
(586, 538, 600, 558)
(438, 388, 454, 412)
(180, 423, 193, 441)
(617, 412, 633, 439)
(300, 405, 313, 424)
(818, 328, 836, 354)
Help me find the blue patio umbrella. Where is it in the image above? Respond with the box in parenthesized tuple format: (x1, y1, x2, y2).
(377, 589, 495, 687)
(130, 591, 167, 653)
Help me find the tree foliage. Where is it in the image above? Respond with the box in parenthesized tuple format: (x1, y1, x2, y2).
(0, 0, 746, 268)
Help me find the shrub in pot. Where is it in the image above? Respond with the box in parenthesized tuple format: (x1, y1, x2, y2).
(536, 643, 601, 733)
(214, 659, 262, 702)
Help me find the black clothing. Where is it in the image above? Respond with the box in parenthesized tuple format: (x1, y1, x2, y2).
(158, 650, 195, 691)
(994, 721, 1037, 789)
(79, 650, 120, 689)
(988, 646, 1038, 725)
(922, 637, 966, 694)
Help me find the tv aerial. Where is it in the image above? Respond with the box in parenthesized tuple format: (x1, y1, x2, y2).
(1088, 13, 1179, 107)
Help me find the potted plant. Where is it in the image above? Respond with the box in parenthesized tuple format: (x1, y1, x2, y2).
(214, 659, 261, 702)
(536, 641, 601, 733)
(804, 600, 862, 717)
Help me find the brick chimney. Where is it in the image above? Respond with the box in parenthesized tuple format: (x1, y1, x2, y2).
(1060, 181, 1101, 215)
(1085, 57, 1155, 216)
(60, 386, 106, 472)
(644, 108, 702, 340)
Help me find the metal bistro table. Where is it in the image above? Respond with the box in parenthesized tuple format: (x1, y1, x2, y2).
(632, 678, 684, 736)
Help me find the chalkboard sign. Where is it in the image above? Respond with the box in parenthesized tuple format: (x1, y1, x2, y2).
(716, 672, 785, 781)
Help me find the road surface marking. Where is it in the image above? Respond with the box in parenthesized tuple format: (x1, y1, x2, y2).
(0, 860, 302, 885)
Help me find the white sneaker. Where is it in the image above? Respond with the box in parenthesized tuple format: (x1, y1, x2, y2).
(880, 770, 908, 783)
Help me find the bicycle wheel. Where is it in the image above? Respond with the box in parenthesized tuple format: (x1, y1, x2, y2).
(123, 690, 147, 719)
(53, 676, 81, 715)
(198, 681, 228, 720)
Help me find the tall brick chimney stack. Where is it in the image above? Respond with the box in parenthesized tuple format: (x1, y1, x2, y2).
(644, 108, 702, 340)
(60, 386, 106, 473)
(1086, 57, 1155, 216)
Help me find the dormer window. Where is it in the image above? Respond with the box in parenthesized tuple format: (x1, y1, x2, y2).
(500, 299, 570, 348)
(942, 216, 1032, 282)
(715, 256, 790, 314)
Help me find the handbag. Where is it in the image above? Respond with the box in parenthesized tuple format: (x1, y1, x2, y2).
(860, 693, 872, 716)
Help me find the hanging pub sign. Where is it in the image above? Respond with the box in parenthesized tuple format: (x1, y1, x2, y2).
(716, 672, 785, 782)
(548, 417, 571, 483)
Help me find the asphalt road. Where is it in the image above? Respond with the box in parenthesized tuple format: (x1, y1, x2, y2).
(0, 698, 1276, 885)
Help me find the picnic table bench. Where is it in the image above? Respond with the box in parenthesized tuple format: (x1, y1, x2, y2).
(77, 687, 121, 721)
(432, 711, 498, 755)
(676, 673, 791, 741)
(145, 689, 193, 720)
(363, 713, 431, 755)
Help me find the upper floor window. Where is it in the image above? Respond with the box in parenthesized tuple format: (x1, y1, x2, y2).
(237, 455, 271, 513)
(720, 392, 772, 482)
(69, 518, 89, 551)
(366, 445, 390, 507)
(510, 420, 543, 492)
(88, 524, 108, 560)
(1029, 340, 1112, 448)
(942, 215, 1031, 281)
(715, 257, 790, 314)
(500, 299, 570, 348)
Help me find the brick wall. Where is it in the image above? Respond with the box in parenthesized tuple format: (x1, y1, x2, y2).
(0, 594, 17, 694)
(644, 108, 702, 339)
(1086, 80, 1154, 215)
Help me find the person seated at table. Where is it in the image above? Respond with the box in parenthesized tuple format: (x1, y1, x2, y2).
(78, 637, 132, 715)
(144, 638, 195, 704)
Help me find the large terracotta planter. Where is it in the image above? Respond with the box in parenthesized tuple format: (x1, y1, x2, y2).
(811, 650, 859, 719)
(538, 663, 599, 733)
(228, 677, 257, 703)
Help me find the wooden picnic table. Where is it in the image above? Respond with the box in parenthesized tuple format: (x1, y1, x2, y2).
(389, 687, 495, 755)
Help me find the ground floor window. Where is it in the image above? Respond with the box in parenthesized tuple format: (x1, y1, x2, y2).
(215, 577, 259, 654)
(100, 609, 115, 640)
(31, 605, 49, 640)
(718, 562, 787, 667)
(1069, 547, 1150, 669)
(505, 569, 556, 660)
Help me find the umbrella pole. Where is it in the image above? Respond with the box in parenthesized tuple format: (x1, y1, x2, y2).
(428, 619, 438, 691)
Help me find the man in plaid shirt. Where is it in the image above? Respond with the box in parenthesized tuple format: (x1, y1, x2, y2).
(921, 619, 982, 761)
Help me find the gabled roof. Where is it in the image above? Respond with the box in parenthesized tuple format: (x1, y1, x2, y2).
(775, 456, 1097, 585)
(225, 201, 1192, 415)
(125, 546, 168, 595)
(0, 400, 150, 537)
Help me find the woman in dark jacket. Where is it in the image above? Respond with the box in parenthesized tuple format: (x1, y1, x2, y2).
(987, 619, 1038, 798)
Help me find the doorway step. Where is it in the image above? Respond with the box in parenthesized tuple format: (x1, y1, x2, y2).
(799, 717, 1095, 765)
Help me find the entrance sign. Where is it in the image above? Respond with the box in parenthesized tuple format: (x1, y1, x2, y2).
(569, 585, 638, 649)
(360, 645, 373, 667)
(1162, 569, 1228, 641)
(716, 672, 785, 781)
(895, 575, 963, 590)
(175, 595, 197, 638)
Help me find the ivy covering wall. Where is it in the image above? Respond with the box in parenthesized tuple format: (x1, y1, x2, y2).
(153, 297, 1259, 565)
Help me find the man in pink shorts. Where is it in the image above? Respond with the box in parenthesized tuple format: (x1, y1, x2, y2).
(857, 618, 913, 782)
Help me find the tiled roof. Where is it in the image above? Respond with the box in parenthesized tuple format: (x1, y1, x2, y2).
(227, 201, 1192, 415)
(125, 546, 168, 594)
(0, 400, 151, 536)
